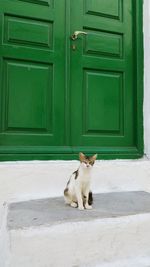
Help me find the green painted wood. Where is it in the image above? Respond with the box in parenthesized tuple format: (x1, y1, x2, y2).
(5, 61, 52, 131)
(0, 0, 143, 160)
(5, 15, 52, 48)
(70, 0, 143, 157)
(85, 70, 121, 132)
(0, 0, 66, 148)
(85, 30, 122, 58)
(85, 0, 122, 20)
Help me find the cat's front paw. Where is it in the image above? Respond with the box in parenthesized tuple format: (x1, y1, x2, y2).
(70, 202, 78, 208)
(78, 206, 84, 211)
(85, 204, 92, 210)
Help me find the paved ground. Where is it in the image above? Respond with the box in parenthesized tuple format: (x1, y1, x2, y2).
(7, 191, 150, 230)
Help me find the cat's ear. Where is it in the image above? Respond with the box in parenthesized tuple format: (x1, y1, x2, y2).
(92, 154, 97, 161)
(79, 152, 85, 162)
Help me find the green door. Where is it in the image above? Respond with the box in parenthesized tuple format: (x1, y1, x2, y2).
(0, 0, 143, 160)
(70, 0, 143, 158)
(0, 0, 66, 159)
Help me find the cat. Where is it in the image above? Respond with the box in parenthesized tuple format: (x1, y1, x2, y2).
(64, 152, 97, 210)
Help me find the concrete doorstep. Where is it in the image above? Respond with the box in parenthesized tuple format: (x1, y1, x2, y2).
(6, 191, 150, 267)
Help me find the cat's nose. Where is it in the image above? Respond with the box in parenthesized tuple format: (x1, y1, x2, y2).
(87, 164, 90, 167)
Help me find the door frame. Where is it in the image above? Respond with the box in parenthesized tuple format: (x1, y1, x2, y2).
(0, 0, 143, 161)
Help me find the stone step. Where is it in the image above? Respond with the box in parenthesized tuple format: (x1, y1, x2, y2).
(7, 191, 150, 267)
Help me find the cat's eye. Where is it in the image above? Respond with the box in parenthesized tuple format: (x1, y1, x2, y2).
(83, 161, 89, 165)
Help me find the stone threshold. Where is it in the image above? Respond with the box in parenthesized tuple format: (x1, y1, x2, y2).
(7, 191, 150, 230)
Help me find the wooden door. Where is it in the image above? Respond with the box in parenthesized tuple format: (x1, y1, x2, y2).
(70, 0, 143, 158)
(0, 0, 143, 160)
(0, 0, 66, 159)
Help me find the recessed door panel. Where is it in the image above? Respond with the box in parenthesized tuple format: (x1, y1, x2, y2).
(84, 30, 123, 58)
(84, 0, 122, 20)
(4, 15, 53, 49)
(3, 60, 52, 133)
(83, 70, 123, 134)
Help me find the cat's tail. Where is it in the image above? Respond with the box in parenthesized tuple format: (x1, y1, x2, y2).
(88, 191, 93, 205)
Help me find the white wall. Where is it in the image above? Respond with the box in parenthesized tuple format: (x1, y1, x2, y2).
(144, 0, 150, 158)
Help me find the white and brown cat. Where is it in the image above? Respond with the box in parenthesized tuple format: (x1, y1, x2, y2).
(64, 152, 97, 210)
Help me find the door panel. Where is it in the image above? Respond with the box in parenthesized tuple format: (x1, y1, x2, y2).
(84, 30, 122, 58)
(83, 70, 122, 133)
(85, 0, 122, 21)
(3, 60, 52, 132)
(0, 0, 65, 150)
(4, 15, 53, 49)
(70, 0, 140, 156)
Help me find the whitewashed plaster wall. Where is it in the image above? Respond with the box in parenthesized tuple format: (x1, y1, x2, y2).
(144, 0, 150, 158)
